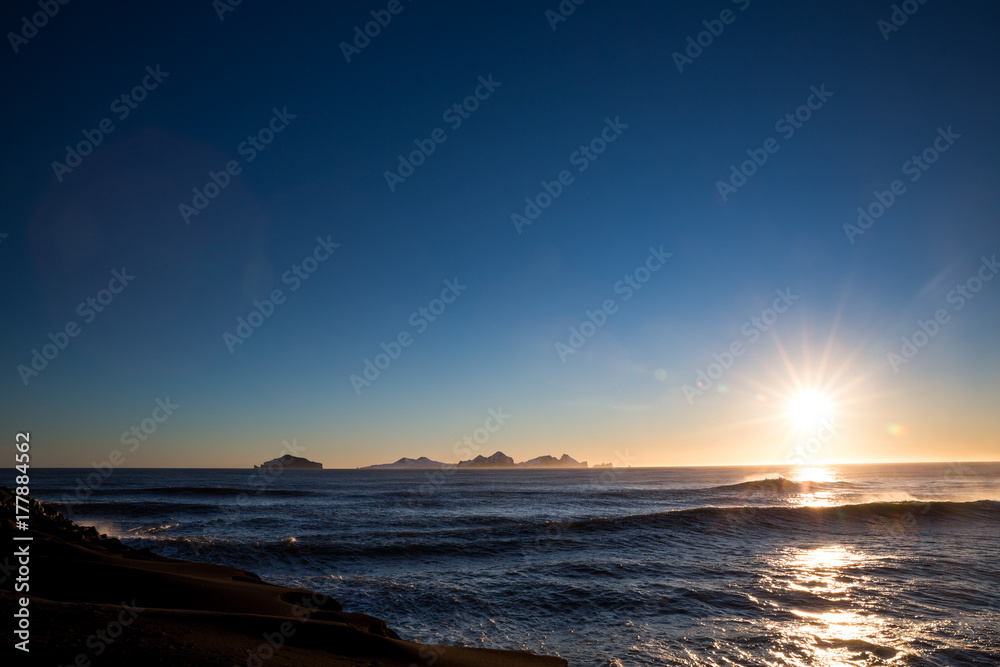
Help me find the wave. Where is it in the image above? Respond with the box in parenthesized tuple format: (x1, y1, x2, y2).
(49, 500, 222, 518)
(124, 500, 1000, 565)
(127, 522, 181, 535)
(569, 499, 1000, 534)
(707, 477, 851, 494)
(93, 486, 322, 498)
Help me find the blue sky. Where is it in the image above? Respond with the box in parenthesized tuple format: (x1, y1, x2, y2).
(3, 0, 999, 467)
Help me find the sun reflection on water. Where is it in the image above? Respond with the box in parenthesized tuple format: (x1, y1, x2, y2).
(781, 467, 841, 506)
(786, 466, 838, 484)
(766, 546, 905, 666)
(798, 492, 838, 507)
(794, 545, 854, 569)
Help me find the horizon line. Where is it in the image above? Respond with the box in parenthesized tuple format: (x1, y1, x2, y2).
(15, 459, 1000, 471)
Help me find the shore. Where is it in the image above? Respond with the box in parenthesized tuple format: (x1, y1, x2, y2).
(0, 487, 566, 666)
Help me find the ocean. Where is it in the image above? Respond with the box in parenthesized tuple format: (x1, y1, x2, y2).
(31, 462, 1000, 666)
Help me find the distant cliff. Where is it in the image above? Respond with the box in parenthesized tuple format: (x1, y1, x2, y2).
(363, 451, 589, 469)
(518, 454, 588, 468)
(458, 451, 515, 468)
(363, 456, 450, 470)
(255, 454, 323, 470)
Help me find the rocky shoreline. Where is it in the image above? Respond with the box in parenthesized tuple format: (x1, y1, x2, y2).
(0, 486, 566, 666)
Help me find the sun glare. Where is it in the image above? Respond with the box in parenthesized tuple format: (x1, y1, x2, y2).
(787, 391, 834, 431)
(786, 466, 837, 484)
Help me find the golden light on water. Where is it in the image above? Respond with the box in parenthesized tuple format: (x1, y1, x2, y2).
(792, 545, 854, 571)
(783, 467, 839, 505)
(798, 493, 838, 507)
(765, 546, 904, 666)
(785, 466, 837, 484)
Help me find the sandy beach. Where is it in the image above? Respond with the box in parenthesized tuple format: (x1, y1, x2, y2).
(1, 486, 566, 666)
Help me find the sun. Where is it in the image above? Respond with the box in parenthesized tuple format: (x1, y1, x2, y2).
(786, 391, 834, 431)
(694, 315, 879, 466)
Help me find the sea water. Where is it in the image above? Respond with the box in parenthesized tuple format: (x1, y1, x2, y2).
(32, 462, 1000, 666)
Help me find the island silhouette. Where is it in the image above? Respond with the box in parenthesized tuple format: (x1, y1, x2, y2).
(363, 451, 604, 469)
(253, 454, 323, 469)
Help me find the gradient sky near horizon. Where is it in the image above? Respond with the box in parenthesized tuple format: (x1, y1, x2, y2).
(2, 0, 999, 468)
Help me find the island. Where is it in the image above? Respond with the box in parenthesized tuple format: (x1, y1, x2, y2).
(254, 454, 323, 469)
(459, 451, 515, 467)
(363, 451, 589, 469)
(518, 454, 587, 468)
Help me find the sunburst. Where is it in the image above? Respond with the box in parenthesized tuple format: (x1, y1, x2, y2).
(684, 298, 886, 465)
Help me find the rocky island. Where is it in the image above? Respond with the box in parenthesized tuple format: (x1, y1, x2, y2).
(255, 454, 323, 469)
(363, 451, 589, 469)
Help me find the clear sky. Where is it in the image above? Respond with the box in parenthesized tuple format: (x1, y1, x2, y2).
(3, 0, 999, 468)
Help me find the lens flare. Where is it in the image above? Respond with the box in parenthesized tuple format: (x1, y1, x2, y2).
(886, 423, 908, 437)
